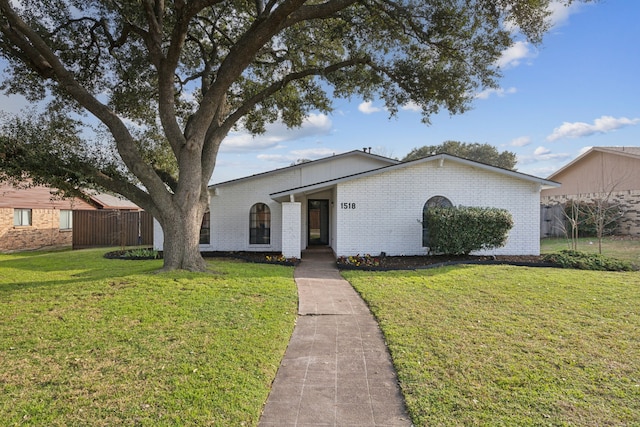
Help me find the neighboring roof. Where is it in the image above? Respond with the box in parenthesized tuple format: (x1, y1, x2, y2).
(0, 180, 141, 210)
(603, 146, 640, 156)
(209, 150, 400, 188)
(87, 192, 141, 210)
(547, 146, 640, 180)
(270, 154, 559, 201)
(0, 182, 95, 210)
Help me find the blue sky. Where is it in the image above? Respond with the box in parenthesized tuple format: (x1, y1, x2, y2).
(1, 1, 638, 185)
(214, 1, 640, 183)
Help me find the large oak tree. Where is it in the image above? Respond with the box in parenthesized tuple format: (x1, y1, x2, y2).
(0, 0, 579, 271)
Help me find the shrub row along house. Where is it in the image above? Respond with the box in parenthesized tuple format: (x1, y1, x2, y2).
(540, 146, 640, 237)
(154, 150, 559, 259)
(0, 183, 146, 252)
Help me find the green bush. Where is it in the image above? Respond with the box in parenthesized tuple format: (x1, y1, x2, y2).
(542, 250, 634, 271)
(424, 206, 513, 255)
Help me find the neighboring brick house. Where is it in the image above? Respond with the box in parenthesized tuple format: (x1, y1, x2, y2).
(0, 183, 142, 252)
(154, 150, 558, 259)
(0, 183, 95, 252)
(540, 146, 640, 236)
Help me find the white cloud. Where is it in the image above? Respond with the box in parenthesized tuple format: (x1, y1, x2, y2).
(546, 116, 640, 142)
(496, 41, 535, 69)
(517, 146, 572, 165)
(504, 1, 583, 34)
(497, 2, 584, 70)
(547, 1, 584, 28)
(358, 101, 383, 114)
(534, 146, 551, 156)
(401, 101, 421, 112)
(475, 86, 517, 100)
(510, 136, 531, 147)
(521, 165, 560, 178)
(220, 113, 332, 153)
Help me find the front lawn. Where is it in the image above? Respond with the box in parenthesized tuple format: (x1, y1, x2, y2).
(343, 266, 640, 426)
(0, 249, 298, 426)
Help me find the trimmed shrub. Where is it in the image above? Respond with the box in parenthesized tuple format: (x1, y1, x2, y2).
(542, 250, 634, 271)
(424, 206, 513, 255)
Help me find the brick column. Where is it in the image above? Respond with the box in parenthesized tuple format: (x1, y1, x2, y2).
(281, 202, 301, 259)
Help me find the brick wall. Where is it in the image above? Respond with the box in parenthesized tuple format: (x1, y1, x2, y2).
(154, 157, 544, 257)
(281, 202, 301, 259)
(335, 161, 541, 257)
(0, 208, 72, 252)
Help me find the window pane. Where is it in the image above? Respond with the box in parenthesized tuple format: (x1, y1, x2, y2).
(199, 212, 210, 244)
(250, 203, 270, 244)
(14, 209, 32, 226)
(60, 210, 73, 229)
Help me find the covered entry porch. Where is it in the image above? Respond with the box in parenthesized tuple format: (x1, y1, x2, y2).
(273, 187, 336, 259)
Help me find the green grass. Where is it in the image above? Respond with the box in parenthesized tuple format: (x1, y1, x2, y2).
(542, 236, 640, 266)
(343, 266, 640, 426)
(0, 248, 298, 426)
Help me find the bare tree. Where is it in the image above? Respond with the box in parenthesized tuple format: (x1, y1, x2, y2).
(561, 198, 583, 251)
(560, 171, 628, 253)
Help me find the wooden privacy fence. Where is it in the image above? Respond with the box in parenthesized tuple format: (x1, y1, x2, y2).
(540, 204, 566, 238)
(73, 210, 154, 249)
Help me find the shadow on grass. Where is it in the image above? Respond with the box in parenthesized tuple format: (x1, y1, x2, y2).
(0, 248, 295, 294)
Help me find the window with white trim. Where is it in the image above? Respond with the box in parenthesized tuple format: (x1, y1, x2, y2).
(60, 210, 73, 230)
(14, 208, 32, 226)
(250, 203, 270, 244)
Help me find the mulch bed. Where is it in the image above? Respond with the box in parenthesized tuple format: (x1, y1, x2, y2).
(337, 254, 558, 271)
(201, 251, 300, 266)
(106, 249, 558, 270)
(202, 251, 557, 270)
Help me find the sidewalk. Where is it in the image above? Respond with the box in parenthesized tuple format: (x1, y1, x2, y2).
(259, 247, 412, 426)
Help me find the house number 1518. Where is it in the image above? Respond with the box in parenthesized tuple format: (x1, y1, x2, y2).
(340, 202, 356, 209)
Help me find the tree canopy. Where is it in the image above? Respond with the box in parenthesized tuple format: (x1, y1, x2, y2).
(402, 141, 518, 170)
(0, 0, 579, 270)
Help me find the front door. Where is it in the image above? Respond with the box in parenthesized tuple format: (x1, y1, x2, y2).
(308, 200, 329, 245)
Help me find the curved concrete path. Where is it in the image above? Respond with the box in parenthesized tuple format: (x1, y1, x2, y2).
(259, 247, 412, 426)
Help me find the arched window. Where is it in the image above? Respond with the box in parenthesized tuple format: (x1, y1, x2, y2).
(422, 196, 453, 247)
(250, 203, 271, 244)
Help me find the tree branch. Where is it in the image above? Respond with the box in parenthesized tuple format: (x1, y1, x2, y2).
(151, 0, 225, 158)
(190, 0, 307, 145)
(200, 56, 369, 177)
(285, 0, 358, 24)
(0, 0, 170, 204)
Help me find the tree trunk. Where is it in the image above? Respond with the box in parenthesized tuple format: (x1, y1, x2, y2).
(158, 200, 208, 272)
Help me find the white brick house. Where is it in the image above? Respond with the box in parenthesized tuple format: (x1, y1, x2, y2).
(154, 150, 559, 258)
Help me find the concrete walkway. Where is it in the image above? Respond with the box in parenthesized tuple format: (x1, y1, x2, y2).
(259, 247, 412, 427)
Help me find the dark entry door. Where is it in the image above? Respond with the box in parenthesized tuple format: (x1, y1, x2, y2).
(308, 200, 329, 245)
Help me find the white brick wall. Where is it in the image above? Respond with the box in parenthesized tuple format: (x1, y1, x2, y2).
(201, 154, 391, 253)
(335, 161, 541, 257)
(281, 202, 301, 258)
(208, 175, 288, 252)
(154, 171, 293, 252)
